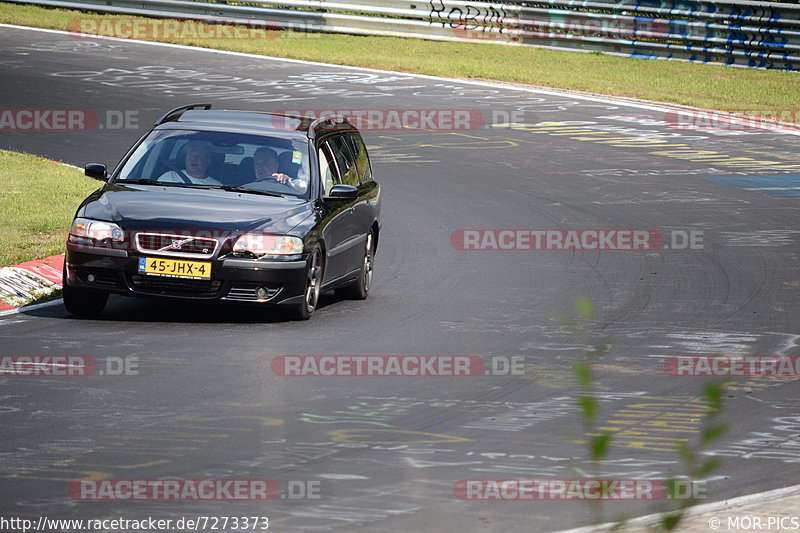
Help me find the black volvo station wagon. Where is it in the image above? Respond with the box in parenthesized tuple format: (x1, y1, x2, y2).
(64, 104, 381, 320)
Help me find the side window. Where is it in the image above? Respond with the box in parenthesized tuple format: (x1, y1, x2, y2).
(328, 135, 359, 187)
(318, 141, 341, 196)
(346, 133, 372, 184)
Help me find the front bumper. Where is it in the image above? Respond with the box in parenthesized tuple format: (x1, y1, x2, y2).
(65, 244, 307, 305)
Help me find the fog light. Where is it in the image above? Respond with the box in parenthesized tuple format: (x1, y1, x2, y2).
(87, 274, 96, 283)
(255, 287, 268, 299)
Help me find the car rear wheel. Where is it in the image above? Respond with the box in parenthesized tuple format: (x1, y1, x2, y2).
(62, 266, 108, 317)
(290, 247, 323, 321)
(336, 230, 373, 301)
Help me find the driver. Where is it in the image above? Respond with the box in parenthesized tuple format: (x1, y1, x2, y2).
(249, 147, 307, 193)
(159, 141, 222, 185)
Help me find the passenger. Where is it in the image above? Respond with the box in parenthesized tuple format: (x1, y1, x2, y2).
(159, 141, 222, 185)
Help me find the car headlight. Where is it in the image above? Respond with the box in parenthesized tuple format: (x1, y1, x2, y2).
(68, 218, 125, 244)
(232, 233, 303, 257)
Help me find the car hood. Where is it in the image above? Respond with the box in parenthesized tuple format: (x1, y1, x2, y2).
(78, 183, 312, 234)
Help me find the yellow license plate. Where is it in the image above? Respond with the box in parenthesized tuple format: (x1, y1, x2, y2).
(138, 257, 211, 279)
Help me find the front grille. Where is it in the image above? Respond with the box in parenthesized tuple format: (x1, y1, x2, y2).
(223, 283, 282, 302)
(128, 274, 222, 298)
(135, 233, 219, 258)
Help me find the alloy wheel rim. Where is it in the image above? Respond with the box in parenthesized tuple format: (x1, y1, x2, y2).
(363, 233, 373, 292)
(305, 251, 320, 312)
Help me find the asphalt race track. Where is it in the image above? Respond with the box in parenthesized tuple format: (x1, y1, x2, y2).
(2, 25, 800, 532)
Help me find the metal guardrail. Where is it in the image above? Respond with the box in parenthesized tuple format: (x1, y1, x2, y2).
(9, 0, 800, 70)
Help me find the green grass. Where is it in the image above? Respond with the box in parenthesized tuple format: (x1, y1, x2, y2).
(2, 2, 798, 112)
(0, 150, 99, 267)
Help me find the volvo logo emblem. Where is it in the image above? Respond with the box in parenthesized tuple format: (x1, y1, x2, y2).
(154, 236, 198, 254)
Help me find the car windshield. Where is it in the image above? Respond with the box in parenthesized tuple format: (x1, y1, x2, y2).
(114, 129, 311, 199)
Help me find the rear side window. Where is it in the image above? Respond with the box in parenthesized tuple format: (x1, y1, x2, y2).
(346, 133, 372, 184)
(318, 141, 341, 196)
(328, 135, 360, 187)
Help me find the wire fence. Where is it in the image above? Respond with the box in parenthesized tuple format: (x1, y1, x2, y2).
(11, 0, 800, 70)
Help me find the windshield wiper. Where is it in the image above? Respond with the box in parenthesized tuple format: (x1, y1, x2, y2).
(218, 185, 290, 198)
(115, 178, 165, 185)
(116, 178, 215, 189)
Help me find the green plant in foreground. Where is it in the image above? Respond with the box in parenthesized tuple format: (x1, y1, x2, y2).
(559, 297, 613, 525)
(652, 381, 727, 532)
(560, 297, 727, 532)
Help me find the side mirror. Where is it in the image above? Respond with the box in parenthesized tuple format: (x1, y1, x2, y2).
(84, 163, 108, 181)
(325, 184, 358, 200)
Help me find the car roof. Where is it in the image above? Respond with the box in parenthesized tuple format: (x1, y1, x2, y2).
(156, 109, 357, 139)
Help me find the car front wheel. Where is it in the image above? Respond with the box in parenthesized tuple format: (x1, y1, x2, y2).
(290, 247, 323, 321)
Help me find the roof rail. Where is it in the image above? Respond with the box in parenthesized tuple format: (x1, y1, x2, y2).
(154, 103, 212, 126)
(308, 114, 349, 138)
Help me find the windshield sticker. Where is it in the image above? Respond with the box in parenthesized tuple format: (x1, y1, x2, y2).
(292, 150, 303, 164)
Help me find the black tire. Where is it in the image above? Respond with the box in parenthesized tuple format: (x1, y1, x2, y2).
(290, 247, 323, 321)
(62, 279, 108, 317)
(336, 230, 374, 301)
